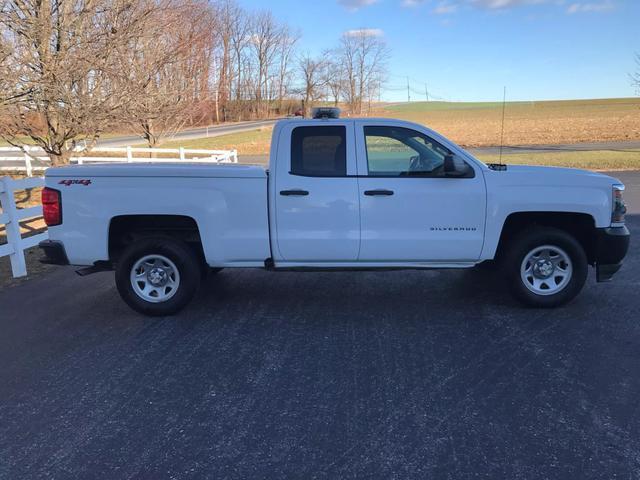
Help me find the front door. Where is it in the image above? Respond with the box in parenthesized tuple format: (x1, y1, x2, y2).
(355, 123, 486, 262)
(274, 122, 360, 262)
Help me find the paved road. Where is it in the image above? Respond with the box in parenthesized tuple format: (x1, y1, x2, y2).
(96, 119, 276, 148)
(1, 176, 639, 479)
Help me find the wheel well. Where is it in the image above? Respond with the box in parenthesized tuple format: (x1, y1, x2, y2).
(496, 212, 597, 264)
(108, 215, 204, 263)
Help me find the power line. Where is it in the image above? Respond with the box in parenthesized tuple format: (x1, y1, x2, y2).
(407, 77, 410, 103)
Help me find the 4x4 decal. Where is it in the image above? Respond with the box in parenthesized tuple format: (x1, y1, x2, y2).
(58, 179, 91, 186)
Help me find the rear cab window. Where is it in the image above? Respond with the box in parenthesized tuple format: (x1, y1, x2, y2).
(290, 126, 346, 177)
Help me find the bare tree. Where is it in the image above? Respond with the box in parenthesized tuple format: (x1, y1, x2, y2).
(122, 0, 215, 147)
(213, 0, 241, 121)
(0, 0, 160, 165)
(323, 51, 345, 107)
(338, 29, 389, 114)
(298, 52, 327, 116)
(228, 3, 250, 102)
(275, 26, 300, 113)
(250, 11, 285, 116)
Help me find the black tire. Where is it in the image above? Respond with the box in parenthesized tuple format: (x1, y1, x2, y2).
(503, 227, 588, 308)
(115, 237, 202, 316)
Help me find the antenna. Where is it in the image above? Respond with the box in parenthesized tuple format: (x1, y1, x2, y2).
(499, 86, 507, 165)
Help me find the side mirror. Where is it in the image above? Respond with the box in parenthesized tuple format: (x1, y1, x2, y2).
(444, 154, 472, 178)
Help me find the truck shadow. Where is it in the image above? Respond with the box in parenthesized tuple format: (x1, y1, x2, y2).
(187, 215, 637, 324)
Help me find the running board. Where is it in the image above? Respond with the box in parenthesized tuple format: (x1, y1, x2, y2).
(75, 261, 113, 277)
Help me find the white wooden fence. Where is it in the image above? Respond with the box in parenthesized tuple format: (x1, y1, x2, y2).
(0, 146, 238, 176)
(0, 176, 48, 278)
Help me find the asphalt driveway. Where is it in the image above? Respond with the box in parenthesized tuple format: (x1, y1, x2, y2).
(0, 174, 639, 479)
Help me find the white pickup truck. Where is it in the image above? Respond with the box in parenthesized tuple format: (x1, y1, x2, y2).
(39, 108, 630, 315)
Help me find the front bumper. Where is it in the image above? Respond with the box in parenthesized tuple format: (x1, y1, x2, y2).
(39, 240, 70, 266)
(594, 226, 630, 282)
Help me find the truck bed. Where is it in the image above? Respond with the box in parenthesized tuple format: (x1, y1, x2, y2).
(46, 162, 267, 178)
(45, 162, 271, 267)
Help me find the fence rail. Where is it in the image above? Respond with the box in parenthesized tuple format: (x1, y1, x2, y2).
(0, 146, 238, 176)
(0, 176, 48, 277)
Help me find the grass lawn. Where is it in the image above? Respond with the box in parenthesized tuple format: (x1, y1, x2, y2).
(0, 132, 140, 147)
(156, 128, 273, 156)
(475, 149, 640, 171)
(0, 136, 33, 146)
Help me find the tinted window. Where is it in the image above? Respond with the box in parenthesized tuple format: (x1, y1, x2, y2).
(291, 126, 346, 176)
(364, 126, 461, 177)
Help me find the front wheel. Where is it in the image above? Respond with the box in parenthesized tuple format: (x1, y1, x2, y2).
(504, 227, 588, 308)
(115, 237, 202, 316)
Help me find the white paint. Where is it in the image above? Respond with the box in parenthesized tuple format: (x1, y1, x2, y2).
(43, 117, 621, 270)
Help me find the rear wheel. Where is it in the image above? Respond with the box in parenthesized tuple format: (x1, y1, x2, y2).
(504, 227, 588, 308)
(115, 237, 201, 316)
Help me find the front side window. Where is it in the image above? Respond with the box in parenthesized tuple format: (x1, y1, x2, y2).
(291, 126, 346, 176)
(364, 126, 466, 177)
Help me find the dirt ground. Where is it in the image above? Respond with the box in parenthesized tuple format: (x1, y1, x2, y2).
(159, 99, 640, 155)
(377, 98, 640, 147)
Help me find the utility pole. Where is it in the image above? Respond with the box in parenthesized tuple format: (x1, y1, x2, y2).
(406, 77, 411, 103)
(425, 83, 429, 102)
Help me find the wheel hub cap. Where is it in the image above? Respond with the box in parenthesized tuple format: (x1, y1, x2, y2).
(533, 259, 554, 279)
(148, 267, 168, 286)
(520, 245, 573, 296)
(130, 254, 180, 303)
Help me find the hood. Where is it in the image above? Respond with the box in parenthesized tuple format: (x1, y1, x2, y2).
(488, 164, 622, 187)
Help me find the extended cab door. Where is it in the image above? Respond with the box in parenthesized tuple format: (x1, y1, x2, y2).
(355, 121, 486, 262)
(273, 121, 360, 262)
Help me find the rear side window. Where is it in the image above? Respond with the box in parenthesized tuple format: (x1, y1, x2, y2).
(291, 126, 346, 176)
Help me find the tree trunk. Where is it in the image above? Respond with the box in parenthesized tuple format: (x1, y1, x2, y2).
(50, 150, 70, 166)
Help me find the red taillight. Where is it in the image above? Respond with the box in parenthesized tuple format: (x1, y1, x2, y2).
(42, 187, 62, 226)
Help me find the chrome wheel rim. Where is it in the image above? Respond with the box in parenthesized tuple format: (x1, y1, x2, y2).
(520, 245, 572, 296)
(130, 254, 180, 303)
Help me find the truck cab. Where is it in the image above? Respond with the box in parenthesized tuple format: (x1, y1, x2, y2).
(269, 115, 484, 266)
(40, 108, 630, 315)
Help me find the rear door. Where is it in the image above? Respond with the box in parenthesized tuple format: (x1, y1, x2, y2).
(273, 121, 360, 262)
(355, 121, 486, 262)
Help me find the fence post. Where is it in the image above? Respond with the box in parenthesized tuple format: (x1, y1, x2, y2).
(126, 146, 133, 162)
(179, 147, 185, 161)
(0, 177, 27, 277)
(23, 146, 33, 177)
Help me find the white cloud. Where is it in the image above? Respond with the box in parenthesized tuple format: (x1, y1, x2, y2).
(338, 0, 378, 11)
(401, 0, 426, 6)
(566, 1, 614, 14)
(344, 28, 385, 37)
(433, 2, 459, 13)
(471, 0, 548, 8)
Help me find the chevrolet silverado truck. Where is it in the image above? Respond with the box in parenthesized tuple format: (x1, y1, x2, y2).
(39, 108, 630, 316)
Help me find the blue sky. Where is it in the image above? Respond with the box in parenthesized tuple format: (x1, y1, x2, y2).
(240, 0, 639, 102)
